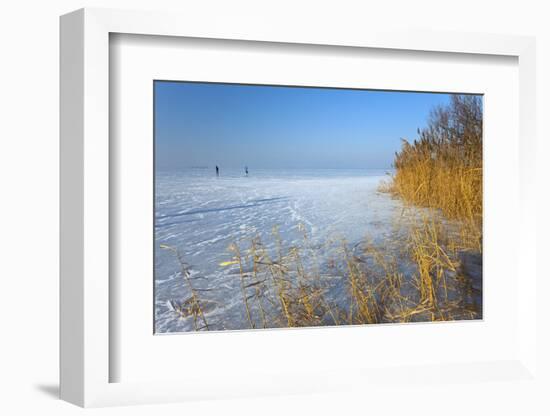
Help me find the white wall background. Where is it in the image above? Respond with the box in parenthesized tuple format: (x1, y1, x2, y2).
(0, 1, 548, 414)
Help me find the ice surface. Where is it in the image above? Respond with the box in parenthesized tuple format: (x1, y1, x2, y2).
(154, 168, 406, 333)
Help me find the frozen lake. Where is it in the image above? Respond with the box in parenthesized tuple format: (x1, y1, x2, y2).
(154, 168, 407, 333)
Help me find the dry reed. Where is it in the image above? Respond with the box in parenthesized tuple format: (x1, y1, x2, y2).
(387, 95, 482, 252)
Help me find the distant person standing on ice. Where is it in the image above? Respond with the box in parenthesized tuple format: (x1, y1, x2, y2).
(245, 166, 248, 177)
(215, 165, 219, 177)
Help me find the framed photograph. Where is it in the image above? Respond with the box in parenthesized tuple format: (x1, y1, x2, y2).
(60, 8, 538, 407)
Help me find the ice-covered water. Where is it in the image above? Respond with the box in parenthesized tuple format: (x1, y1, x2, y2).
(155, 168, 406, 333)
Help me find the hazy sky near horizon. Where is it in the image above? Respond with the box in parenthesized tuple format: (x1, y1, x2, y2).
(154, 81, 454, 170)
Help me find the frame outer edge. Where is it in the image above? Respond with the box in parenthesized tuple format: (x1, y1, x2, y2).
(59, 8, 85, 407)
(517, 39, 537, 376)
(58, 6, 539, 407)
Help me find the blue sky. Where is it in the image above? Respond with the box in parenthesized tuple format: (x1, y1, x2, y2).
(155, 81, 453, 170)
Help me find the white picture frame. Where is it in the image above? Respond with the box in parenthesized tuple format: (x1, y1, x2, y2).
(60, 7, 538, 408)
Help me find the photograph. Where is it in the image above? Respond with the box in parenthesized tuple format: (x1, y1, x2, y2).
(154, 81, 483, 333)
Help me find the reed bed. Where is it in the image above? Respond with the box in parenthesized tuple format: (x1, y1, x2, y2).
(386, 94, 483, 252)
